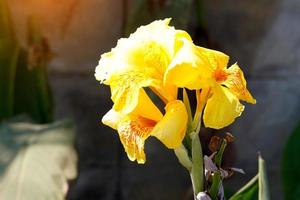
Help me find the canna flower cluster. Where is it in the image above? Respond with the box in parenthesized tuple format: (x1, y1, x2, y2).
(95, 19, 255, 164)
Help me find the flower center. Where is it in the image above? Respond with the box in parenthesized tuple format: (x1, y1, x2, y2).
(212, 68, 228, 83)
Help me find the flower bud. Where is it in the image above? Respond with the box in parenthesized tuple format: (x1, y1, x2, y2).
(196, 192, 211, 200)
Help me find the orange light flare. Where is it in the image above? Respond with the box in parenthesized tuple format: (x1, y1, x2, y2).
(8, 0, 80, 43)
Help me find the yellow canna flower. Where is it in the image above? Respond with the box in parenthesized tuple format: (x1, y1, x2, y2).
(95, 18, 202, 114)
(166, 46, 256, 129)
(95, 19, 199, 163)
(102, 89, 188, 164)
(95, 18, 255, 163)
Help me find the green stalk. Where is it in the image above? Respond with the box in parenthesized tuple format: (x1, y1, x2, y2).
(190, 130, 204, 196)
(209, 172, 221, 200)
(214, 139, 227, 167)
(174, 144, 192, 171)
(175, 89, 206, 198)
(175, 129, 204, 197)
(189, 112, 204, 197)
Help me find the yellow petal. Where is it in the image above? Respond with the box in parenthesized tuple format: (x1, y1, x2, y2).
(223, 63, 256, 104)
(122, 25, 177, 102)
(192, 88, 212, 130)
(151, 100, 188, 148)
(102, 109, 123, 130)
(98, 18, 180, 111)
(117, 116, 156, 164)
(131, 18, 175, 61)
(152, 84, 178, 103)
(198, 47, 229, 70)
(110, 70, 158, 114)
(164, 38, 211, 90)
(102, 108, 156, 164)
(96, 51, 160, 114)
(203, 85, 245, 129)
(103, 88, 163, 128)
(95, 52, 114, 84)
(174, 30, 193, 51)
(133, 88, 163, 122)
(118, 19, 174, 74)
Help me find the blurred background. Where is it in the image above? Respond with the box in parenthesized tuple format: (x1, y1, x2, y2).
(1, 0, 300, 199)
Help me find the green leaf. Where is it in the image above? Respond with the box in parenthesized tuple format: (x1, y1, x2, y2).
(258, 155, 269, 200)
(0, 1, 53, 124)
(0, 0, 53, 123)
(230, 156, 269, 200)
(13, 16, 53, 124)
(281, 122, 300, 200)
(0, 119, 77, 200)
(229, 175, 258, 200)
(0, 0, 20, 120)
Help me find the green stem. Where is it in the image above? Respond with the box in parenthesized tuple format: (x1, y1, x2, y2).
(209, 171, 221, 200)
(190, 130, 204, 197)
(174, 144, 192, 171)
(175, 89, 207, 198)
(214, 139, 227, 167)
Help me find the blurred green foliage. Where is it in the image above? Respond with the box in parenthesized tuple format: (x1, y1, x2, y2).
(281, 122, 300, 200)
(0, 0, 20, 120)
(0, 118, 77, 200)
(0, 0, 53, 124)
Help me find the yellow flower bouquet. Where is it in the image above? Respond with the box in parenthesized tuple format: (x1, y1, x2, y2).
(95, 19, 262, 200)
